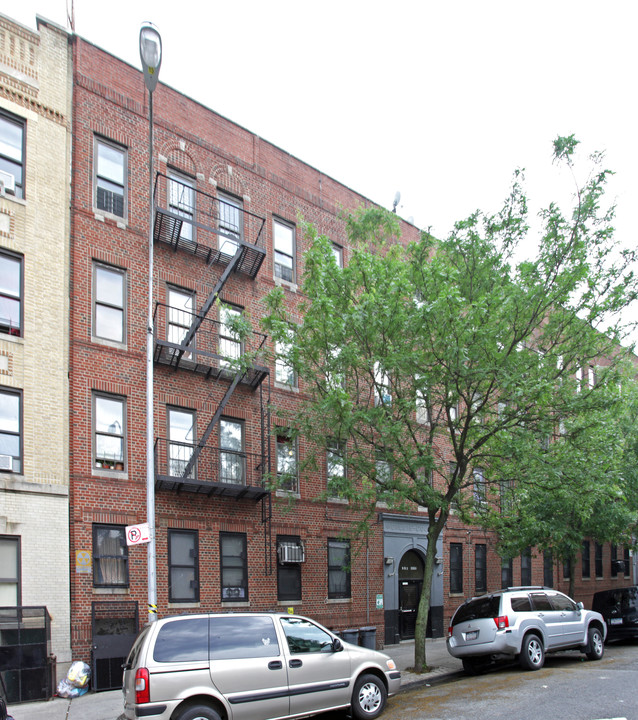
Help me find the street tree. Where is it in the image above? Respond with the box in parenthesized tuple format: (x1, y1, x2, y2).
(262, 137, 638, 673)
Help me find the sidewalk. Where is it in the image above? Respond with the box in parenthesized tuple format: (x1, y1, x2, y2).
(9, 638, 462, 720)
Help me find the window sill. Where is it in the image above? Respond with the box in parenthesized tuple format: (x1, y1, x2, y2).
(91, 336, 128, 351)
(221, 601, 250, 608)
(93, 210, 128, 226)
(276, 489, 300, 499)
(93, 587, 130, 595)
(274, 277, 298, 293)
(92, 468, 128, 479)
(277, 600, 302, 606)
(0, 333, 23, 345)
(168, 602, 201, 609)
(0, 194, 26, 207)
(326, 598, 351, 604)
(327, 496, 349, 505)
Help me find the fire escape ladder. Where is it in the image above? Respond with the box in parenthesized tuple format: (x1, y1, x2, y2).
(169, 246, 243, 368)
(181, 368, 245, 478)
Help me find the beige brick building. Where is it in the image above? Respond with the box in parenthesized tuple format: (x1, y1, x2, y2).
(0, 13, 72, 689)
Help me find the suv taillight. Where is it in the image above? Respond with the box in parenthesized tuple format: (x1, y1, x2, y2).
(135, 667, 150, 704)
(447, 625, 453, 637)
(493, 615, 509, 630)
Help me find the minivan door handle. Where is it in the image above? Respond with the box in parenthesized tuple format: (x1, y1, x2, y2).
(268, 661, 283, 670)
(289, 659, 303, 668)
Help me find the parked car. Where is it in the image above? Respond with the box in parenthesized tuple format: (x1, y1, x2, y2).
(447, 586, 606, 674)
(592, 586, 638, 641)
(122, 612, 401, 720)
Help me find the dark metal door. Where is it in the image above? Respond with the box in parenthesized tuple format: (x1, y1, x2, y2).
(399, 580, 422, 639)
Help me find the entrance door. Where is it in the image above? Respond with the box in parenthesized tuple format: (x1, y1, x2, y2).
(398, 550, 424, 640)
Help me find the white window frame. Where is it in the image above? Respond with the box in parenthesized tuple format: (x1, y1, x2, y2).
(0, 110, 25, 199)
(167, 286, 195, 358)
(219, 418, 245, 485)
(275, 329, 296, 387)
(218, 191, 243, 256)
(168, 169, 196, 242)
(93, 263, 126, 344)
(94, 136, 127, 219)
(219, 304, 243, 369)
(273, 218, 295, 283)
(0, 535, 20, 604)
(168, 407, 195, 479)
(276, 432, 299, 494)
(0, 388, 21, 474)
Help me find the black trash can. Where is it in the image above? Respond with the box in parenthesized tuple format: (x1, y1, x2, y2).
(359, 626, 377, 650)
(340, 628, 359, 645)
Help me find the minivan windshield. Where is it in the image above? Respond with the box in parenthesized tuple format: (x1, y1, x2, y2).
(452, 596, 500, 625)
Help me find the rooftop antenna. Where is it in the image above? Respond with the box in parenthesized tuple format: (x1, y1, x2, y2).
(392, 191, 401, 213)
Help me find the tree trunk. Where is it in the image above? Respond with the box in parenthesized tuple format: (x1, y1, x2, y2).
(413, 520, 443, 673)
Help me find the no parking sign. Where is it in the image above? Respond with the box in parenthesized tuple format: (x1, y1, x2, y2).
(126, 522, 150, 546)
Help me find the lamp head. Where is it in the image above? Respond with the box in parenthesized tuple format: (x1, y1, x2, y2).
(140, 22, 162, 93)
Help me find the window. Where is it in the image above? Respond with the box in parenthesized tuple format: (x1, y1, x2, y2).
(0, 111, 25, 198)
(543, 550, 554, 587)
(473, 467, 486, 505)
(219, 304, 242, 369)
(450, 543, 463, 594)
(521, 547, 532, 585)
(154, 617, 208, 662)
(595, 542, 603, 577)
(375, 453, 393, 502)
(276, 432, 298, 493)
(219, 418, 244, 484)
(0, 388, 21, 473)
(0, 251, 22, 336)
(94, 137, 126, 218)
(331, 243, 343, 267)
(273, 218, 295, 282)
(447, 392, 458, 422)
(582, 540, 591, 579)
(275, 330, 296, 386)
(327, 538, 351, 599)
(373, 361, 391, 406)
(500, 478, 514, 513)
(218, 192, 243, 256)
(93, 264, 126, 343)
(326, 439, 346, 497)
(277, 535, 302, 602)
(415, 377, 429, 424)
(0, 536, 20, 604)
(475, 544, 487, 594)
(94, 393, 125, 470)
(281, 616, 334, 654)
(168, 529, 199, 603)
(209, 616, 279, 660)
(325, 346, 345, 390)
(168, 407, 195, 478)
(624, 547, 630, 578)
(167, 287, 195, 358)
(501, 557, 513, 588)
(220, 532, 247, 601)
(611, 544, 619, 575)
(168, 170, 195, 242)
(93, 524, 128, 587)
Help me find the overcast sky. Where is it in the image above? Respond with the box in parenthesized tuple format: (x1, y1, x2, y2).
(9, 0, 638, 336)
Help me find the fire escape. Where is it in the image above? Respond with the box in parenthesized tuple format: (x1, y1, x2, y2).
(150, 173, 272, 557)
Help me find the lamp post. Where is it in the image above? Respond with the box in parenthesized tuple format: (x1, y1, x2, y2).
(140, 21, 162, 624)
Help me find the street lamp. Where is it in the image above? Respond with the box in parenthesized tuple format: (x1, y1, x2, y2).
(140, 21, 162, 624)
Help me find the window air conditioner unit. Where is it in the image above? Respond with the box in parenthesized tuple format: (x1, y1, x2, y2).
(278, 542, 305, 564)
(0, 171, 16, 196)
(0, 454, 13, 471)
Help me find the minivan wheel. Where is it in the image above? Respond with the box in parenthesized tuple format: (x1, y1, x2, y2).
(351, 673, 387, 720)
(519, 633, 544, 671)
(175, 704, 222, 720)
(585, 627, 605, 660)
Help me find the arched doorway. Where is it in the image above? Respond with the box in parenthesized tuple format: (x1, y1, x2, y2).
(398, 550, 424, 639)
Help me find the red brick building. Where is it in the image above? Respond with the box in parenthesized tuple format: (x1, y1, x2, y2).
(67, 34, 634, 690)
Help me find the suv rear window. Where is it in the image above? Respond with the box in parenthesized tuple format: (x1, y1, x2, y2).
(510, 595, 532, 612)
(452, 596, 501, 625)
(154, 617, 209, 662)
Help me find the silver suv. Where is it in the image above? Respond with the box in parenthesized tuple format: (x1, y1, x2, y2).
(447, 586, 606, 674)
(122, 612, 401, 720)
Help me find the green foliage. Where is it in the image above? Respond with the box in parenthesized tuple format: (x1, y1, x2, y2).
(261, 136, 638, 672)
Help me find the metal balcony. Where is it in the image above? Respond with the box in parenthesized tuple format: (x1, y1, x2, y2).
(154, 437, 269, 500)
(153, 173, 266, 278)
(153, 302, 269, 389)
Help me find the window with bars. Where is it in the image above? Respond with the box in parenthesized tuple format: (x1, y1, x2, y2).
(277, 535, 302, 602)
(94, 137, 126, 218)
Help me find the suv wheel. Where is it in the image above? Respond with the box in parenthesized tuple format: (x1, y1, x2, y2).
(585, 627, 604, 660)
(519, 633, 544, 671)
(351, 673, 387, 720)
(175, 705, 222, 720)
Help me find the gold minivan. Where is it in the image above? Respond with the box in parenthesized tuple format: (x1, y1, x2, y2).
(122, 613, 401, 720)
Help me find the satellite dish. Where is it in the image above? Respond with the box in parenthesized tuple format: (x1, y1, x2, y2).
(392, 191, 401, 213)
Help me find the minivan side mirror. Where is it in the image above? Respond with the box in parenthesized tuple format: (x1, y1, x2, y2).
(577, 601, 584, 611)
(332, 637, 343, 652)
